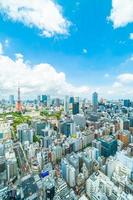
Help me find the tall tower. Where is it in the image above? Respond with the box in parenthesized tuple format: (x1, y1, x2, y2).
(64, 96, 69, 114)
(92, 92, 98, 111)
(16, 87, 22, 112)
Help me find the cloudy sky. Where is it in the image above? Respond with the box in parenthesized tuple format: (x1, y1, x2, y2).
(0, 0, 133, 99)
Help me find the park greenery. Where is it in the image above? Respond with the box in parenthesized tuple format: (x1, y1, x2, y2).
(0, 110, 62, 141)
(40, 109, 62, 120)
(0, 112, 32, 133)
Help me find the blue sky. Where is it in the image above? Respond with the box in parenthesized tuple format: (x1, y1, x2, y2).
(0, 0, 133, 99)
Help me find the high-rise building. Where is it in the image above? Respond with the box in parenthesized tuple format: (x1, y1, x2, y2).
(73, 114, 86, 129)
(124, 99, 131, 107)
(47, 95, 51, 107)
(74, 97, 79, 103)
(59, 119, 75, 137)
(98, 136, 117, 158)
(116, 144, 133, 172)
(41, 95, 47, 105)
(37, 95, 41, 104)
(92, 92, 98, 111)
(64, 96, 69, 114)
(86, 173, 99, 198)
(0, 143, 4, 156)
(7, 158, 18, 182)
(0, 157, 6, 185)
(69, 97, 74, 104)
(9, 95, 15, 105)
(33, 121, 46, 135)
(61, 159, 76, 187)
(123, 119, 130, 130)
(17, 124, 33, 144)
(42, 137, 52, 148)
(72, 102, 79, 115)
(129, 117, 133, 128)
(54, 98, 60, 107)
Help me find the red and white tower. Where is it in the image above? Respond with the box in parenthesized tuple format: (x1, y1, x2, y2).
(16, 87, 22, 112)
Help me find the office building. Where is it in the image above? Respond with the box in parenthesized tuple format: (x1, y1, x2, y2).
(37, 95, 41, 104)
(64, 96, 69, 114)
(123, 119, 130, 130)
(42, 95, 47, 105)
(98, 136, 117, 158)
(54, 98, 60, 107)
(33, 121, 46, 135)
(124, 99, 131, 107)
(69, 97, 74, 104)
(72, 102, 79, 115)
(92, 92, 98, 111)
(61, 159, 76, 187)
(73, 114, 86, 129)
(9, 95, 15, 105)
(130, 117, 133, 128)
(59, 119, 75, 137)
(17, 124, 33, 144)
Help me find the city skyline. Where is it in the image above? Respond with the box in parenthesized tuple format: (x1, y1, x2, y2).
(0, 0, 133, 99)
(1, 2, 133, 198)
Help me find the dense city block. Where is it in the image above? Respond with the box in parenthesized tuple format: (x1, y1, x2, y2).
(0, 92, 133, 200)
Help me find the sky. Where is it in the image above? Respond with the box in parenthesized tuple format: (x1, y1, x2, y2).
(0, 0, 133, 99)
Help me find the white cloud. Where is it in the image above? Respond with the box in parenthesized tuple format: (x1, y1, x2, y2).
(0, 54, 90, 98)
(130, 33, 133, 40)
(105, 83, 132, 99)
(0, 0, 70, 37)
(103, 73, 133, 99)
(104, 73, 110, 78)
(1, 51, 133, 99)
(130, 56, 133, 61)
(120, 55, 133, 66)
(15, 53, 23, 60)
(0, 43, 3, 54)
(112, 81, 122, 88)
(117, 73, 133, 83)
(4, 39, 9, 47)
(128, 55, 133, 62)
(108, 0, 133, 28)
(83, 48, 88, 54)
(1, 53, 133, 100)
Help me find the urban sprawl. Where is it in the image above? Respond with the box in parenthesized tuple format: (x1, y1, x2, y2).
(0, 89, 133, 200)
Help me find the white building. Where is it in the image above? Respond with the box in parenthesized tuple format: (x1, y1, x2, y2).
(64, 96, 69, 114)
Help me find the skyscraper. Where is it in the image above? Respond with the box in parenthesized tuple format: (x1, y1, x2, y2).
(64, 96, 69, 114)
(124, 99, 131, 107)
(9, 95, 15, 105)
(72, 102, 79, 115)
(37, 95, 41, 104)
(47, 95, 51, 107)
(41, 95, 47, 105)
(69, 97, 74, 104)
(59, 119, 75, 137)
(92, 92, 98, 111)
(98, 136, 117, 158)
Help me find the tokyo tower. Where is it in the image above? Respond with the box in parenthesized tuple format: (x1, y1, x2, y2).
(16, 87, 22, 112)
